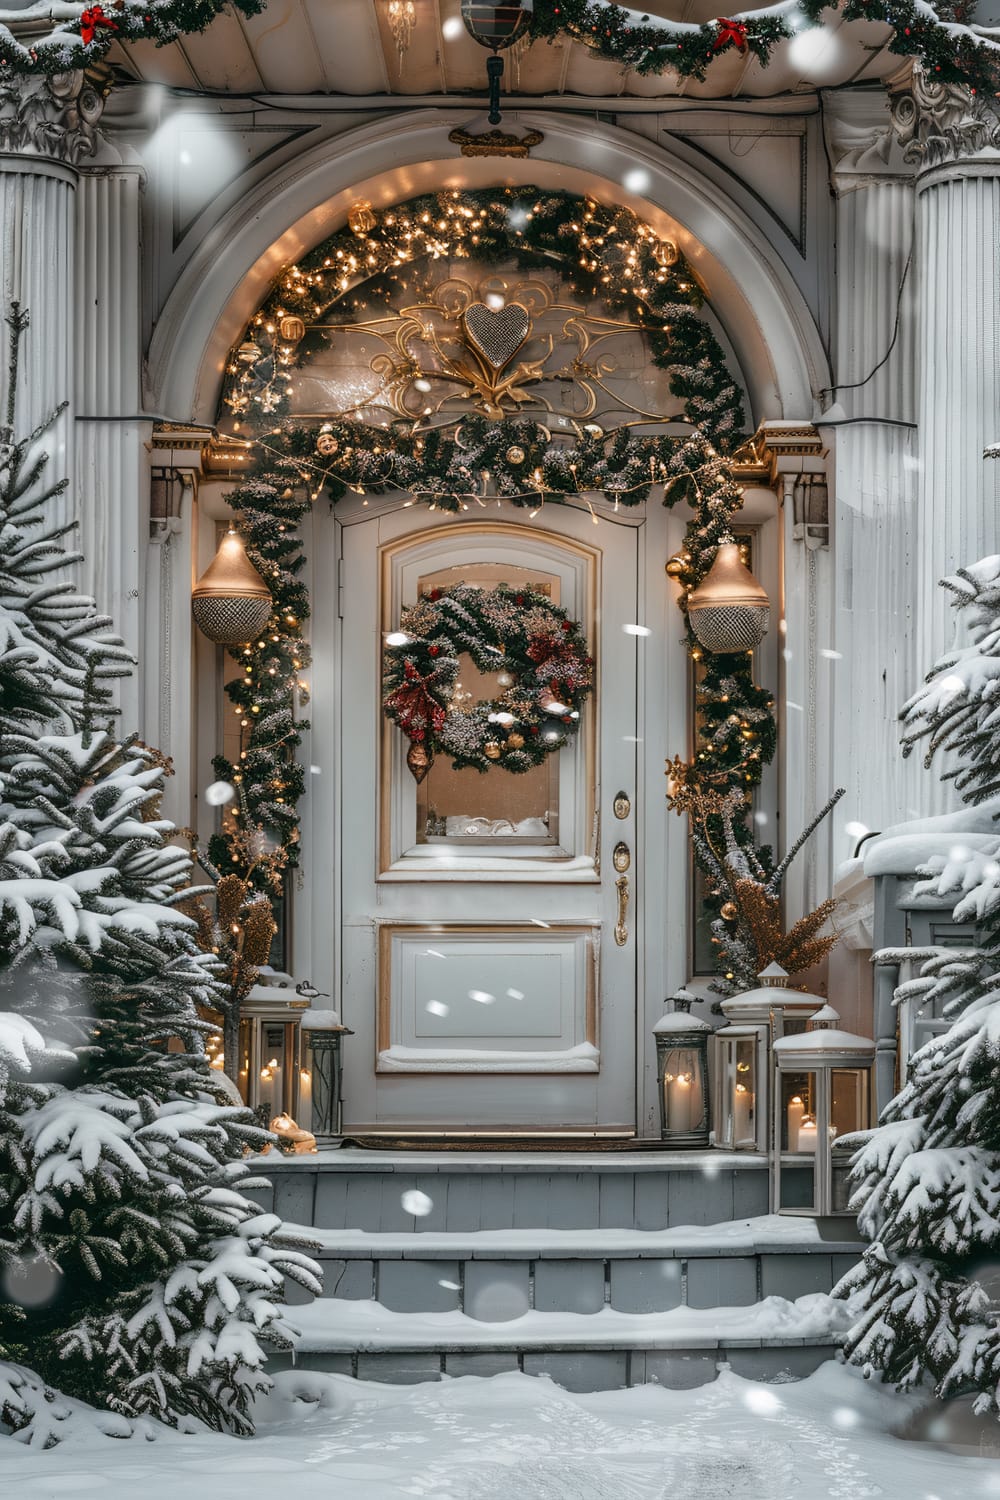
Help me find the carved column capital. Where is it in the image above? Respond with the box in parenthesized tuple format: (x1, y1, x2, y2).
(821, 89, 912, 193)
(891, 64, 1000, 170)
(0, 70, 105, 167)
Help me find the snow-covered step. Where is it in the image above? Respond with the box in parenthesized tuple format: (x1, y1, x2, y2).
(251, 1149, 816, 1233)
(281, 1216, 861, 1316)
(274, 1292, 851, 1391)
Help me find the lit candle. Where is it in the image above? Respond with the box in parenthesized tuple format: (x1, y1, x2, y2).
(734, 1081, 753, 1142)
(787, 1095, 805, 1152)
(667, 1072, 693, 1133)
(299, 1066, 313, 1132)
(798, 1115, 818, 1153)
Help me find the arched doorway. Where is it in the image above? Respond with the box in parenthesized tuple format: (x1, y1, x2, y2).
(176, 159, 810, 1134)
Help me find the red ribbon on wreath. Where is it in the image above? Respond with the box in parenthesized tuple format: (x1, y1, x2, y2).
(713, 18, 748, 52)
(80, 5, 118, 44)
(383, 659, 447, 742)
(526, 631, 579, 672)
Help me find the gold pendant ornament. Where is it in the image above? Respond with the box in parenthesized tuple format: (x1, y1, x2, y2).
(406, 742, 433, 783)
(192, 529, 273, 645)
(484, 741, 502, 760)
(686, 541, 770, 654)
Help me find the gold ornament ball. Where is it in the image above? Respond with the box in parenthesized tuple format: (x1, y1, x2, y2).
(655, 239, 679, 268)
(665, 555, 687, 578)
(279, 315, 306, 343)
(484, 741, 502, 760)
(720, 901, 739, 923)
(506, 445, 526, 465)
(316, 433, 339, 456)
(506, 732, 525, 750)
(348, 200, 377, 236)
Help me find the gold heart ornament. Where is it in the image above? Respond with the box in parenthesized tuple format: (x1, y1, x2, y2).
(463, 302, 531, 370)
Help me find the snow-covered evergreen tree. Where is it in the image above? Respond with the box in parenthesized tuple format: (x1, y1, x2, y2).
(839, 554, 1000, 1411)
(0, 305, 320, 1439)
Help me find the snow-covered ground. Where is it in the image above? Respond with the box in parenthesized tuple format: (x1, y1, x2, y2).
(4, 1362, 1000, 1499)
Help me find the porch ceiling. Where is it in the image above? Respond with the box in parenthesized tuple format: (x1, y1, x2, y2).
(104, 0, 901, 101)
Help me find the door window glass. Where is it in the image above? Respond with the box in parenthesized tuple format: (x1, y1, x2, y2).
(414, 562, 561, 845)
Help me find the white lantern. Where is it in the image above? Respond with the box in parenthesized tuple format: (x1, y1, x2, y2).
(713, 963, 825, 1153)
(771, 1007, 875, 1216)
(237, 981, 308, 1122)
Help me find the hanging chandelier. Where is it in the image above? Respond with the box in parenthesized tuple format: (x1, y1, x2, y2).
(460, 1, 533, 125)
(387, 0, 417, 60)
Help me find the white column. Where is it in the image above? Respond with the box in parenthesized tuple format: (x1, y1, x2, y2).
(75, 160, 149, 729)
(0, 73, 103, 536)
(892, 71, 1000, 813)
(821, 91, 921, 839)
(147, 432, 212, 829)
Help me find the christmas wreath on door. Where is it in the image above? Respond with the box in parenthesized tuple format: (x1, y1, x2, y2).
(382, 583, 593, 781)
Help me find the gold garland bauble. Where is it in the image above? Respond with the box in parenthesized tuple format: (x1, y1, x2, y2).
(279, 315, 306, 342)
(506, 444, 526, 465)
(687, 542, 770, 654)
(192, 528, 273, 646)
(316, 432, 339, 456)
(720, 901, 739, 923)
(348, 200, 377, 235)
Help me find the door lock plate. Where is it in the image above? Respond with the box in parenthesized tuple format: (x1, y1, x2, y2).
(613, 791, 631, 820)
(612, 841, 631, 873)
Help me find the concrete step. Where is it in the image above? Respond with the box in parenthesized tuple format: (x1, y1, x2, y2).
(281, 1218, 861, 1316)
(274, 1291, 851, 1391)
(251, 1149, 816, 1233)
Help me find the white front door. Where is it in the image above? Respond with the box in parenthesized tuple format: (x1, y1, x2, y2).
(337, 503, 643, 1134)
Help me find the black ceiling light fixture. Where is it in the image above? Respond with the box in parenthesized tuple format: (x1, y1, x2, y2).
(460, 1, 534, 125)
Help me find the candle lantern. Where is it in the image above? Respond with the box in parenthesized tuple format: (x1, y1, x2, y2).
(237, 982, 308, 1120)
(713, 963, 825, 1152)
(653, 993, 711, 1147)
(302, 1007, 354, 1146)
(771, 1005, 875, 1216)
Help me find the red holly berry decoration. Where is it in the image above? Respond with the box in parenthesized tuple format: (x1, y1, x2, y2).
(428, 645, 440, 656)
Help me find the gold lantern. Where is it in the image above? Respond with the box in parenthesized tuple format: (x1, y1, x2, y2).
(192, 528, 273, 646)
(348, 200, 378, 236)
(687, 541, 770, 654)
(279, 314, 306, 342)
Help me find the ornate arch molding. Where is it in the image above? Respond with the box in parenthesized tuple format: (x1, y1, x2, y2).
(146, 110, 828, 427)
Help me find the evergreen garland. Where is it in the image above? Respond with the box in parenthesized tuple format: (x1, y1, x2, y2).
(216, 188, 776, 972)
(530, 1, 1000, 95)
(2, 0, 999, 94)
(208, 476, 311, 891)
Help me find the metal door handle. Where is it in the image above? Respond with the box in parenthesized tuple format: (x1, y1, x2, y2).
(613, 840, 631, 947)
(615, 875, 630, 947)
